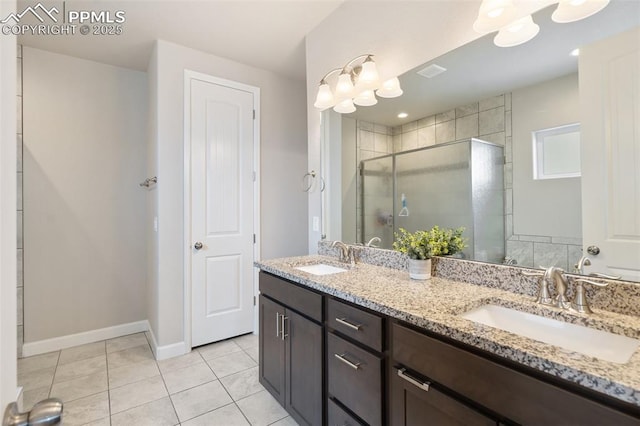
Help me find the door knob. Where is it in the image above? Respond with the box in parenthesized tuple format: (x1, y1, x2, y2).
(194, 242, 203, 250)
(587, 245, 600, 255)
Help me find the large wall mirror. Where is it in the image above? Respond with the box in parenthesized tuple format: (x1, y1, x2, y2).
(321, 2, 640, 281)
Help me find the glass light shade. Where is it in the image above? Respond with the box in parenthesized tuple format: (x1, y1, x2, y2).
(353, 90, 378, 107)
(494, 15, 540, 47)
(356, 59, 380, 90)
(552, 0, 610, 23)
(335, 72, 355, 99)
(313, 83, 334, 110)
(473, 0, 518, 33)
(376, 77, 403, 98)
(333, 98, 356, 114)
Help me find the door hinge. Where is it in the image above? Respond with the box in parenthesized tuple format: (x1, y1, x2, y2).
(253, 109, 256, 120)
(253, 296, 256, 306)
(253, 171, 256, 182)
(253, 234, 256, 244)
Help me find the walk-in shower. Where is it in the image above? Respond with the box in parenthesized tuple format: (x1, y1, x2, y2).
(360, 138, 505, 263)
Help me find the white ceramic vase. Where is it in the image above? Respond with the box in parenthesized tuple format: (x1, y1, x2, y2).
(408, 258, 432, 280)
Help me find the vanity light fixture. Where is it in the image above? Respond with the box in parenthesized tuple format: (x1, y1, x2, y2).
(474, 0, 610, 47)
(313, 54, 403, 114)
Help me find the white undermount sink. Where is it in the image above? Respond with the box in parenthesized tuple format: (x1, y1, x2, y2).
(461, 304, 640, 364)
(295, 263, 348, 276)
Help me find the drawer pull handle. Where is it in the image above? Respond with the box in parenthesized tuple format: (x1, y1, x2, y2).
(334, 353, 361, 370)
(397, 367, 430, 392)
(281, 315, 288, 341)
(275, 312, 281, 338)
(336, 317, 362, 331)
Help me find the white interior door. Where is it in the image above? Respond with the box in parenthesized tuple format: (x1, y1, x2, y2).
(189, 74, 256, 347)
(580, 28, 640, 281)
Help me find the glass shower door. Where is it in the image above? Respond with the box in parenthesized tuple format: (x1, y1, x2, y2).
(360, 156, 394, 249)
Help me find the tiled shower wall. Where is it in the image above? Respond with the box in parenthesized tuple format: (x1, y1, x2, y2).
(355, 93, 581, 269)
(17, 45, 23, 357)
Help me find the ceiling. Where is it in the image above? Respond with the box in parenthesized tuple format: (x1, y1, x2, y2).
(16, 0, 345, 80)
(347, 1, 640, 127)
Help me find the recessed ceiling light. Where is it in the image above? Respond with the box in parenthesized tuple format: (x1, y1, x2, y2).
(570, 48, 580, 56)
(397, 112, 408, 119)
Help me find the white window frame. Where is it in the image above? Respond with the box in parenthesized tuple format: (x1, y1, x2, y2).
(532, 123, 581, 180)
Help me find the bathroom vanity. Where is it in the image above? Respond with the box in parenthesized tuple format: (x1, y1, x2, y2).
(256, 250, 640, 426)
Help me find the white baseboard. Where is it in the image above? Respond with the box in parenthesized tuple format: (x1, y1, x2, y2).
(22, 320, 148, 357)
(145, 321, 188, 361)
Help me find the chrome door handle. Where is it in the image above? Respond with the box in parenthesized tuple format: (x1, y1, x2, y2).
(397, 367, 430, 392)
(194, 242, 203, 250)
(334, 353, 361, 370)
(275, 312, 281, 338)
(3, 398, 63, 426)
(335, 317, 362, 331)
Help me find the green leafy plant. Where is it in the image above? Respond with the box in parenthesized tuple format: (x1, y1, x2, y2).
(393, 226, 466, 260)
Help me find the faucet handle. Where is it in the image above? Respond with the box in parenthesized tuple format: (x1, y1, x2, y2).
(522, 270, 553, 305)
(588, 272, 621, 280)
(571, 278, 608, 314)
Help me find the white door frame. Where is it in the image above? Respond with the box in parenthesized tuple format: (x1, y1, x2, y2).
(183, 70, 260, 351)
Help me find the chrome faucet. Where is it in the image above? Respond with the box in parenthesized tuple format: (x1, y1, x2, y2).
(365, 236, 381, 248)
(332, 241, 356, 266)
(523, 266, 570, 309)
(545, 266, 571, 309)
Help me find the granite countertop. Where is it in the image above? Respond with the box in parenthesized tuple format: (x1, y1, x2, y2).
(256, 255, 640, 407)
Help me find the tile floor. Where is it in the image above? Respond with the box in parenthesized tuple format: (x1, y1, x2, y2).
(18, 332, 298, 426)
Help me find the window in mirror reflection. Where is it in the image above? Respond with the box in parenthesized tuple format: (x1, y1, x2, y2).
(532, 123, 581, 180)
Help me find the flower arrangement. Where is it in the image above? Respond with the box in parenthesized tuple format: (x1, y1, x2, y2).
(393, 226, 466, 260)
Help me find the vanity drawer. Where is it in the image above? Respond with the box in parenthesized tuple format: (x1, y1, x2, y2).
(259, 272, 322, 322)
(392, 322, 640, 426)
(327, 298, 383, 352)
(327, 398, 365, 426)
(328, 332, 383, 426)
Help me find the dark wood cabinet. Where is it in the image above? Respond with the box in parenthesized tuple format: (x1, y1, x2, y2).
(259, 269, 640, 426)
(390, 322, 640, 426)
(390, 365, 496, 426)
(286, 309, 323, 425)
(259, 295, 285, 405)
(259, 273, 323, 426)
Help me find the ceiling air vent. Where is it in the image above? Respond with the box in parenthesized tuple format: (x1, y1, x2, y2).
(417, 64, 447, 79)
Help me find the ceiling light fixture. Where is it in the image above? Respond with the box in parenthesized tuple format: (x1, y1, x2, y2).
(397, 112, 409, 119)
(570, 48, 580, 56)
(313, 54, 402, 114)
(474, 0, 610, 47)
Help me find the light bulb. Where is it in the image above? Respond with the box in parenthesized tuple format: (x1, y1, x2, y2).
(473, 0, 518, 33)
(313, 82, 334, 110)
(376, 77, 403, 98)
(552, 0, 609, 23)
(333, 98, 356, 114)
(356, 57, 380, 90)
(494, 15, 540, 47)
(353, 90, 378, 107)
(335, 72, 355, 99)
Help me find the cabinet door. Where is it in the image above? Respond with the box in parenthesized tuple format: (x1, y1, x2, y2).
(391, 366, 496, 426)
(285, 309, 323, 426)
(259, 295, 285, 405)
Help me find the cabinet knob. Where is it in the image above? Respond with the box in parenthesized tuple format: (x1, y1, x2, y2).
(587, 245, 600, 255)
(194, 242, 203, 250)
